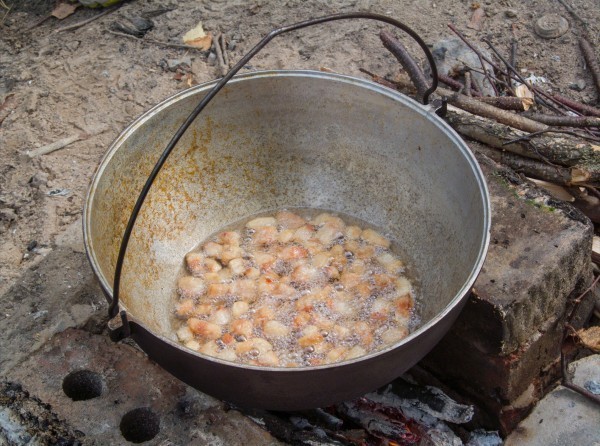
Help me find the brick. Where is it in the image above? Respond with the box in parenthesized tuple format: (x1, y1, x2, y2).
(451, 153, 594, 356)
(416, 153, 595, 434)
(423, 268, 594, 402)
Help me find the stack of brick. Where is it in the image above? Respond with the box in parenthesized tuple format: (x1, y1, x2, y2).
(419, 152, 595, 434)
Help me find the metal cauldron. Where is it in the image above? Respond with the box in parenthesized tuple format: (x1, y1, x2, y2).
(83, 13, 490, 410)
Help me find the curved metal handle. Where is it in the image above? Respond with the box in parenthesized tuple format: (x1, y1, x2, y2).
(108, 12, 438, 320)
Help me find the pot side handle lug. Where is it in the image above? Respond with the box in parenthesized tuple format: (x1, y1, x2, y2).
(108, 310, 131, 342)
(424, 97, 448, 118)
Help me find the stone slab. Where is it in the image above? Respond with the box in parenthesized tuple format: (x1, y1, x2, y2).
(5, 328, 283, 446)
(504, 355, 600, 446)
(0, 246, 108, 375)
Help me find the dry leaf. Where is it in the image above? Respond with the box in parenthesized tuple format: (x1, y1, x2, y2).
(52, 2, 79, 20)
(183, 22, 213, 50)
(186, 73, 195, 88)
(577, 326, 600, 353)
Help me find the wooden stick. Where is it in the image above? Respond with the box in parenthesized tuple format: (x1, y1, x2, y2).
(368, 70, 545, 132)
(524, 113, 600, 127)
(580, 37, 600, 96)
(27, 126, 107, 157)
(359, 68, 401, 90)
(379, 30, 429, 101)
(439, 86, 547, 133)
(445, 108, 600, 168)
(464, 71, 472, 97)
(214, 32, 227, 77)
(438, 73, 464, 90)
(476, 96, 527, 111)
(27, 134, 83, 157)
(220, 33, 230, 68)
(55, 5, 119, 33)
(551, 93, 600, 117)
(474, 144, 576, 185)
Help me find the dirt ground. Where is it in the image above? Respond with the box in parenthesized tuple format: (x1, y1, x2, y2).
(0, 0, 598, 295)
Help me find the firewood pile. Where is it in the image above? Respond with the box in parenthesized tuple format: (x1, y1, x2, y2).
(360, 23, 600, 233)
(358, 12, 600, 417)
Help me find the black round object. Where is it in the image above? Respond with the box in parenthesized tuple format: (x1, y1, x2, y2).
(62, 370, 103, 401)
(119, 407, 160, 443)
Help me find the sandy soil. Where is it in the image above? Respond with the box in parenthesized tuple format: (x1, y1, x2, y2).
(0, 0, 598, 295)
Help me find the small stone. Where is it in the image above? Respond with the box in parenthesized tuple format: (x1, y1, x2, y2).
(166, 57, 192, 72)
(584, 380, 600, 395)
(568, 79, 586, 91)
(0, 208, 17, 222)
(65, 40, 80, 52)
(17, 70, 33, 82)
(29, 172, 48, 189)
(227, 40, 237, 51)
(505, 9, 517, 18)
(207, 52, 217, 66)
(534, 14, 569, 39)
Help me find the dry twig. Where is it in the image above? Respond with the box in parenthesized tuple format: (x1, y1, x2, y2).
(556, 0, 590, 32)
(448, 23, 499, 96)
(359, 68, 400, 90)
(476, 96, 528, 111)
(551, 94, 600, 117)
(107, 30, 202, 51)
(0, 0, 11, 23)
(214, 32, 228, 77)
(445, 109, 600, 169)
(579, 37, 600, 96)
(27, 126, 107, 158)
(464, 71, 472, 97)
(476, 144, 576, 185)
(220, 33, 230, 68)
(55, 5, 120, 33)
(524, 113, 600, 128)
(440, 86, 547, 133)
(379, 30, 429, 101)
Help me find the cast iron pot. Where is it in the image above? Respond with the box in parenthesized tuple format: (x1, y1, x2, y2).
(83, 13, 491, 410)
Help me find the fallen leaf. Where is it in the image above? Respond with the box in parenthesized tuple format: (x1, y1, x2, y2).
(185, 73, 195, 88)
(183, 22, 212, 50)
(52, 2, 79, 20)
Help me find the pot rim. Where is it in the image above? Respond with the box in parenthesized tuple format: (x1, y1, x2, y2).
(83, 69, 491, 371)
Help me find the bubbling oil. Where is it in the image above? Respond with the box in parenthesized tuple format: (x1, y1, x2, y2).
(171, 208, 420, 367)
